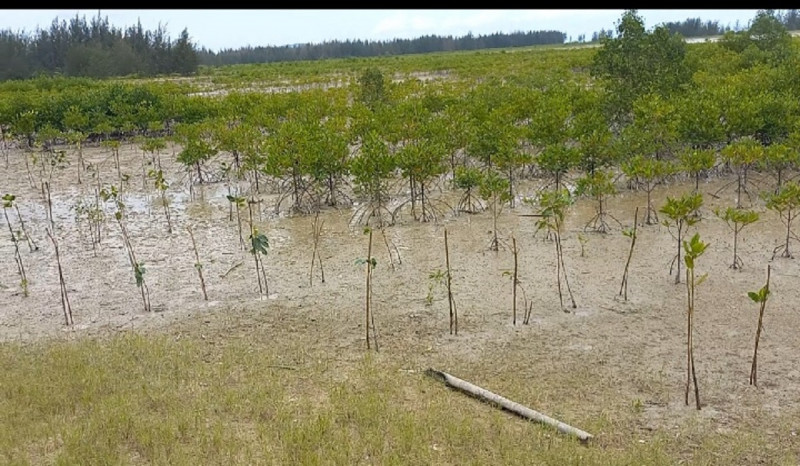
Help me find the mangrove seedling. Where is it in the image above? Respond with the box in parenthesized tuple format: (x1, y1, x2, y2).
(2, 194, 37, 252)
(575, 169, 621, 234)
(308, 211, 325, 286)
(479, 170, 512, 252)
(349, 130, 397, 228)
(148, 169, 173, 234)
(73, 197, 104, 255)
(762, 181, 800, 259)
(504, 236, 533, 325)
(187, 225, 209, 301)
(249, 227, 270, 298)
(759, 142, 798, 193)
(101, 139, 124, 189)
(748, 265, 771, 387)
(46, 228, 73, 326)
(453, 166, 485, 214)
(426, 269, 446, 306)
(355, 228, 379, 351)
(100, 185, 151, 312)
(380, 226, 402, 271)
(714, 207, 759, 269)
(2, 194, 28, 296)
(226, 194, 247, 250)
(526, 188, 577, 311)
(622, 155, 675, 225)
(717, 137, 763, 208)
(577, 233, 588, 258)
(618, 207, 639, 302)
(65, 131, 87, 184)
(444, 228, 457, 335)
(660, 192, 703, 284)
(678, 147, 716, 192)
(683, 233, 709, 410)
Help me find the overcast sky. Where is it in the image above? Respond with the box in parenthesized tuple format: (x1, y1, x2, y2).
(1, 9, 763, 52)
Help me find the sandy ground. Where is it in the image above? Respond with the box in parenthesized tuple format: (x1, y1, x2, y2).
(1, 142, 800, 437)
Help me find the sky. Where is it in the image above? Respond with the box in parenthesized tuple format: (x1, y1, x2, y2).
(0, 9, 764, 52)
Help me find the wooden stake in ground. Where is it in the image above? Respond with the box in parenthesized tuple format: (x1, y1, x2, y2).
(749, 264, 771, 387)
(46, 228, 73, 326)
(187, 225, 209, 301)
(425, 369, 593, 443)
(445, 228, 457, 335)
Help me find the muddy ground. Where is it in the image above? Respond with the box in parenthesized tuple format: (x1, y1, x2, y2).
(1, 143, 799, 441)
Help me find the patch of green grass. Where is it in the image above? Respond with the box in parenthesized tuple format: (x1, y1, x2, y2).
(0, 325, 797, 465)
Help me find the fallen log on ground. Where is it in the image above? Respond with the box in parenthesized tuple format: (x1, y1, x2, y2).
(425, 368, 593, 443)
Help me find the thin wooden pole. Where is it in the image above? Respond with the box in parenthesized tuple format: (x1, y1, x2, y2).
(425, 369, 593, 443)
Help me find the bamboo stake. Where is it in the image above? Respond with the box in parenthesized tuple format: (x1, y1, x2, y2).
(425, 369, 593, 443)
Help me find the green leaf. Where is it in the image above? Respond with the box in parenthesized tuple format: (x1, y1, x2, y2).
(747, 291, 761, 303)
(249, 231, 270, 256)
(696, 273, 708, 287)
(134, 262, 146, 287)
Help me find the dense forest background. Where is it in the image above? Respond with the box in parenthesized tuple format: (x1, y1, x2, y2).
(1, 9, 799, 81)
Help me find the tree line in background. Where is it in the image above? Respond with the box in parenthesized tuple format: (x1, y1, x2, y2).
(1, 10, 799, 82)
(197, 30, 567, 67)
(0, 13, 198, 81)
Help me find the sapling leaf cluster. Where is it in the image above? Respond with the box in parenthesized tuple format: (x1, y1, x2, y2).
(660, 192, 703, 284)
